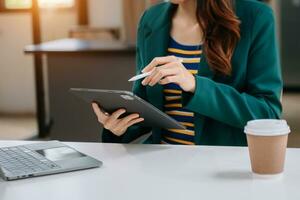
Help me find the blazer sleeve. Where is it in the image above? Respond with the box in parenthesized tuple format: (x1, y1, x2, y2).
(102, 11, 152, 143)
(182, 6, 283, 129)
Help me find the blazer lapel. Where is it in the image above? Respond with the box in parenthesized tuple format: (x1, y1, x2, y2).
(143, 4, 174, 110)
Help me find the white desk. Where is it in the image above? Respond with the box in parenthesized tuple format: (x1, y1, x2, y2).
(0, 141, 299, 200)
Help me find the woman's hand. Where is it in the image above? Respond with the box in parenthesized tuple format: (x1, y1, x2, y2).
(141, 56, 196, 93)
(92, 103, 144, 136)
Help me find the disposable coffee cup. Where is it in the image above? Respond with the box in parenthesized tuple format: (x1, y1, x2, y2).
(244, 119, 290, 176)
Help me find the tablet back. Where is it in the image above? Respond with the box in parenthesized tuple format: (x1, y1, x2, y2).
(70, 88, 186, 130)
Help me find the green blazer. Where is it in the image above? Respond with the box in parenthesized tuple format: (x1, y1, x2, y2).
(102, 0, 282, 146)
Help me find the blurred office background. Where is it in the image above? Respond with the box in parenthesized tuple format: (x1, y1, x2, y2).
(0, 0, 299, 146)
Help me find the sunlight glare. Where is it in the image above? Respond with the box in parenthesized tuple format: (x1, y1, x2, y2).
(38, 0, 74, 8)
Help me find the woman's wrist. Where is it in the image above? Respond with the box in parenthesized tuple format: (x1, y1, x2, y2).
(184, 75, 196, 93)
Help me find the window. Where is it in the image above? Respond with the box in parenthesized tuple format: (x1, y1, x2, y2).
(4, 0, 31, 9)
(38, 0, 75, 8)
(0, 0, 75, 11)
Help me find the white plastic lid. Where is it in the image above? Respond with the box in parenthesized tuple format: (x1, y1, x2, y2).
(244, 119, 290, 136)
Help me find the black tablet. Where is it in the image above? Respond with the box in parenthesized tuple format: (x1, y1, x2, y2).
(70, 88, 186, 130)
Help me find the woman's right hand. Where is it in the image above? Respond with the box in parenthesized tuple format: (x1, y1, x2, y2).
(92, 103, 144, 136)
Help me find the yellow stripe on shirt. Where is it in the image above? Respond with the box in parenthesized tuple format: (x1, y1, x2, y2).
(168, 48, 202, 55)
(164, 103, 182, 108)
(165, 96, 181, 101)
(167, 129, 195, 136)
(180, 57, 201, 64)
(180, 122, 195, 128)
(188, 69, 198, 75)
(163, 89, 182, 94)
(165, 110, 194, 117)
(163, 136, 195, 145)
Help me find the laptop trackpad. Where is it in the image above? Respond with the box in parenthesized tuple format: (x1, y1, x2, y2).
(36, 147, 85, 162)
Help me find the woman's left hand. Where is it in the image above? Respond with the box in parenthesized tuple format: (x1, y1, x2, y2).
(141, 56, 196, 93)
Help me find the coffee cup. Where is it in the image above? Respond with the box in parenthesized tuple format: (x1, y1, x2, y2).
(244, 119, 290, 176)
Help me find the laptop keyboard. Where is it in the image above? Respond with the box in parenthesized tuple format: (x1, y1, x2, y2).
(0, 146, 60, 176)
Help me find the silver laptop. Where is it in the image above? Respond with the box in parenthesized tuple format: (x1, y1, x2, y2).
(0, 141, 102, 181)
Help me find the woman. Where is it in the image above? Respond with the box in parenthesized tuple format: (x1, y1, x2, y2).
(92, 0, 282, 146)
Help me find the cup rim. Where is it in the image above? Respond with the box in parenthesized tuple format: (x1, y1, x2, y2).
(244, 119, 290, 136)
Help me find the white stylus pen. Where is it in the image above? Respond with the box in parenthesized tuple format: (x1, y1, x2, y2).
(128, 70, 154, 82)
(128, 59, 183, 82)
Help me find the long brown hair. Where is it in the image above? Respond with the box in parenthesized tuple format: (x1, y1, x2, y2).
(196, 0, 240, 75)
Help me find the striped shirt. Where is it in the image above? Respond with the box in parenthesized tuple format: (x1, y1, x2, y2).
(161, 37, 202, 145)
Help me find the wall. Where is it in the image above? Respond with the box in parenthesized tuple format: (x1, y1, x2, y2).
(88, 0, 122, 28)
(271, 0, 281, 46)
(0, 0, 121, 114)
(40, 9, 77, 41)
(0, 13, 35, 113)
(0, 9, 76, 114)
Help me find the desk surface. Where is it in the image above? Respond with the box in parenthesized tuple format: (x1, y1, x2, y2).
(0, 141, 299, 200)
(24, 38, 135, 53)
